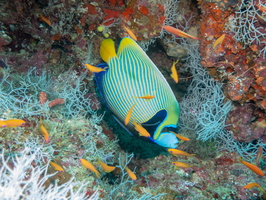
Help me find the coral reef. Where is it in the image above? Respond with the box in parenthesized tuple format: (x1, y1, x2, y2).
(0, 0, 266, 199)
(0, 144, 97, 200)
(136, 151, 266, 199)
(0, 68, 167, 199)
(0, 68, 94, 119)
(226, 103, 265, 143)
(0, 0, 171, 75)
(198, 0, 266, 144)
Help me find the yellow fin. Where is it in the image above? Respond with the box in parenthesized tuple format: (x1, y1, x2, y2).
(117, 37, 140, 56)
(100, 39, 117, 63)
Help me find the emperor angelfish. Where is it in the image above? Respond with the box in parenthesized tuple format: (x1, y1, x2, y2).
(95, 37, 180, 148)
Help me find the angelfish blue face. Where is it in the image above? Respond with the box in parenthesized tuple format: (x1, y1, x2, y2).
(154, 131, 179, 148)
(95, 37, 180, 148)
(140, 109, 179, 148)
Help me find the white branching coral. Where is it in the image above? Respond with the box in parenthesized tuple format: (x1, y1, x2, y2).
(179, 43, 232, 142)
(230, 0, 266, 57)
(0, 68, 95, 119)
(0, 146, 98, 200)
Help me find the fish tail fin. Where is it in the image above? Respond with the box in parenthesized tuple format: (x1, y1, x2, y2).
(100, 39, 117, 63)
(95, 170, 101, 178)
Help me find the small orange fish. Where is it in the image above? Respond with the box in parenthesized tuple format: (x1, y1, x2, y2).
(213, 34, 225, 48)
(163, 25, 199, 40)
(0, 119, 26, 128)
(50, 161, 64, 172)
(170, 60, 179, 83)
(39, 14, 52, 27)
(168, 149, 195, 157)
(39, 119, 49, 143)
(133, 122, 151, 138)
(240, 158, 265, 176)
(257, 4, 266, 13)
(123, 25, 137, 41)
(125, 104, 136, 125)
(80, 158, 100, 178)
(84, 63, 106, 73)
(172, 161, 191, 168)
(243, 183, 265, 192)
(134, 95, 155, 99)
(97, 159, 116, 173)
(125, 166, 137, 180)
(172, 132, 190, 141)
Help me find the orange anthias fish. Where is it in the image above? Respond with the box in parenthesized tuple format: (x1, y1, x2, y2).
(175, 134, 190, 141)
(172, 161, 191, 168)
(170, 60, 179, 83)
(168, 149, 196, 157)
(84, 63, 106, 73)
(125, 104, 136, 125)
(39, 14, 52, 27)
(80, 158, 101, 178)
(97, 159, 116, 173)
(257, 4, 266, 13)
(133, 122, 151, 138)
(50, 161, 65, 172)
(240, 158, 265, 176)
(170, 131, 190, 141)
(213, 34, 225, 48)
(134, 95, 155, 100)
(163, 25, 199, 40)
(39, 119, 49, 143)
(125, 166, 137, 180)
(123, 25, 137, 41)
(243, 183, 265, 192)
(0, 119, 26, 128)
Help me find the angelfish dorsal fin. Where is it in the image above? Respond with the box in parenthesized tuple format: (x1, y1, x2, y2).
(117, 37, 143, 56)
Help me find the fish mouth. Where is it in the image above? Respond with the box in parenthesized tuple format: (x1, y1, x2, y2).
(154, 131, 179, 148)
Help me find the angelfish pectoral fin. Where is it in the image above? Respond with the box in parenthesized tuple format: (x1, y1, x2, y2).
(94, 63, 109, 106)
(112, 115, 134, 136)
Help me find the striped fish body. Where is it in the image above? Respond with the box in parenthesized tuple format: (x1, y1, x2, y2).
(95, 38, 180, 148)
